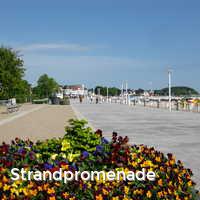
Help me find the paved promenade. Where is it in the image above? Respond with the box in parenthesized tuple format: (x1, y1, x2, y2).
(72, 101, 200, 189)
(0, 104, 75, 143)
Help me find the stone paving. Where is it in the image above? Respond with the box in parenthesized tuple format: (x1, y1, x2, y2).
(72, 101, 200, 189)
(0, 104, 75, 143)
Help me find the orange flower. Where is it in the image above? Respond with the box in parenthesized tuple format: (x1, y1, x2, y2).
(96, 194, 103, 200)
(47, 188, 55, 194)
(2, 176, 8, 183)
(155, 156, 161, 162)
(146, 191, 152, 198)
(49, 197, 56, 200)
(102, 188, 109, 195)
(158, 179, 163, 187)
(63, 192, 69, 199)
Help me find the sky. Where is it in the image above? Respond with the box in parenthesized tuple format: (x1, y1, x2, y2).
(0, 0, 200, 91)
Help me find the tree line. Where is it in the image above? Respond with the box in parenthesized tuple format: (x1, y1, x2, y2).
(154, 87, 199, 96)
(0, 47, 59, 103)
(93, 86, 121, 96)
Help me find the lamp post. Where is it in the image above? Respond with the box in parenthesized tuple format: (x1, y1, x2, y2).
(121, 83, 124, 104)
(107, 87, 109, 103)
(125, 81, 128, 104)
(149, 81, 153, 95)
(168, 69, 172, 112)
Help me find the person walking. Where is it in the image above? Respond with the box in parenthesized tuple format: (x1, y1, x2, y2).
(90, 96, 93, 103)
(79, 95, 83, 103)
(96, 96, 99, 104)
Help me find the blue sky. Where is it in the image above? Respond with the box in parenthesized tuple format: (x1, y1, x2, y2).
(0, 0, 200, 91)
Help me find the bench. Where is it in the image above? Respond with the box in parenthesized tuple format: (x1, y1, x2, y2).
(7, 104, 20, 113)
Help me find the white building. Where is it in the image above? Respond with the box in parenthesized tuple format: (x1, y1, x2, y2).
(63, 84, 87, 97)
(53, 86, 64, 99)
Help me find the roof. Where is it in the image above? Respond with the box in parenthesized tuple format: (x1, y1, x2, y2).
(63, 85, 83, 90)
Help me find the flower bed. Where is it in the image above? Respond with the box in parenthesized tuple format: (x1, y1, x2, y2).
(0, 119, 199, 200)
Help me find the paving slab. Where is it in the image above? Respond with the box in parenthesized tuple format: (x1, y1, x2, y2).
(72, 100, 200, 189)
(0, 104, 75, 143)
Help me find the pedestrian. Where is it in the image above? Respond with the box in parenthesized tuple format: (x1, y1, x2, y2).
(79, 95, 83, 103)
(90, 96, 93, 103)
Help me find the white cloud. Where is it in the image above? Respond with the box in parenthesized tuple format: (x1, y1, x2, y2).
(17, 43, 100, 52)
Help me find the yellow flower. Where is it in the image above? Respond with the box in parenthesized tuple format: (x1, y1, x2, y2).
(11, 187, 19, 196)
(168, 188, 173, 195)
(61, 139, 71, 151)
(187, 180, 193, 187)
(124, 186, 129, 194)
(112, 197, 119, 200)
(174, 168, 179, 174)
(103, 188, 109, 195)
(67, 152, 80, 162)
(60, 152, 67, 158)
(3, 184, 10, 191)
(170, 159, 175, 165)
(36, 153, 41, 159)
(133, 189, 143, 195)
(132, 161, 138, 167)
(141, 160, 153, 167)
(146, 191, 152, 198)
(87, 182, 92, 188)
(155, 156, 161, 162)
(22, 188, 29, 196)
(51, 153, 58, 160)
(157, 191, 163, 198)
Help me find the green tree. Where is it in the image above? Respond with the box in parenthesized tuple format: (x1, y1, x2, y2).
(154, 86, 199, 96)
(15, 80, 31, 103)
(0, 46, 28, 101)
(33, 74, 59, 99)
(94, 86, 120, 96)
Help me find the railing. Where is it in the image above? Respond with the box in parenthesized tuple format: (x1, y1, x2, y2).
(129, 99, 200, 113)
(86, 95, 200, 113)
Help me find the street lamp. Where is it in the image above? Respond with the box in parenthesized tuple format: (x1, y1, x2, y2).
(149, 81, 153, 95)
(107, 87, 109, 103)
(125, 81, 128, 104)
(168, 69, 172, 112)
